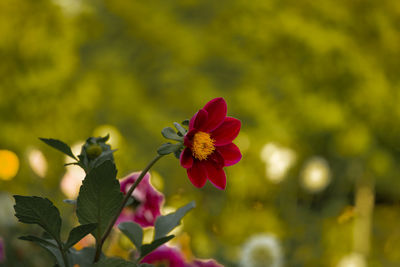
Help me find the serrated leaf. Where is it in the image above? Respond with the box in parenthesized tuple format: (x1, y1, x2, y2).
(93, 257, 138, 267)
(157, 143, 182, 155)
(173, 122, 187, 136)
(76, 160, 124, 241)
(161, 127, 182, 141)
(65, 223, 98, 249)
(39, 138, 77, 160)
(19, 236, 65, 267)
(154, 201, 196, 240)
(14, 196, 62, 242)
(140, 235, 174, 259)
(118, 222, 143, 250)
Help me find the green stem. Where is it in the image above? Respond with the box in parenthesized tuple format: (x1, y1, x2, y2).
(93, 154, 165, 262)
(57, 241, 69, 267)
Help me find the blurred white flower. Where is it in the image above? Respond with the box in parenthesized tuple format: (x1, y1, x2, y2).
(28, 149, 48, 178)
(337, 252, 366, 267)
(240, 234, 283, 267)
(300, 157, 331, 193)
(260, 143, 296, 183)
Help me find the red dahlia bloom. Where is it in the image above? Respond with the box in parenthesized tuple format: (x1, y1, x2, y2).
(180, 97, 242, 190)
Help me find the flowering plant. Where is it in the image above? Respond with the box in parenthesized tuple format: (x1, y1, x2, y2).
(12, 98, 241, 267)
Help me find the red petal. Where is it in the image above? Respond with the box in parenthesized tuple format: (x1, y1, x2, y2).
(216, 143, 242, 166)
(209, 151, 225, 168)
(212, 117, 241, 146)
(180, 148, 193, 169)
(189, 109, 208, 131)
(187, 161, 207, 188)
(204, 161, 227, 190)
(203, 98, 227, 131)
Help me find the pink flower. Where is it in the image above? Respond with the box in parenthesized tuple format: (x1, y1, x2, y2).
(116, 172, 164, 227)
(180, 97, 242, 190)
(140, 245, 186, 267)
(0, 237, 4, 263)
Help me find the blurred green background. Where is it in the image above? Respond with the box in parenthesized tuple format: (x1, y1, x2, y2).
(1, 0, 400, 266)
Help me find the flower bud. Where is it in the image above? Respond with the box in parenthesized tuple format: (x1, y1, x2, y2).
(86, 144, 102, 159)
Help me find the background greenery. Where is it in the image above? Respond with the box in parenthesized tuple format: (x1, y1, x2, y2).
(1, 0, 400, 266)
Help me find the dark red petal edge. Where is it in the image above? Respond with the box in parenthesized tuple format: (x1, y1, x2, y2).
(203, 97, 227, 132)
(212, 117, 241, 146)
(187, 161, 207, 188)
(216, 143, 242, 166)
(180, 148, 193, 169)
(204, 161, 227, 190)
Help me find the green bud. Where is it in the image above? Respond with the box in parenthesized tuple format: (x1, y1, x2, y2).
(86, 144, 102, 159)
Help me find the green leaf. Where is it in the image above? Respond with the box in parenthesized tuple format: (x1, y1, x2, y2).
(19, 236, 65, 267)
(76, 160, 124, 241)
(173, 122, 187, 136)
(70, 247, 101, 267)
(39, 138, 77, 160)
(154, 201, 196, 240)
(140, 235, 174, 259)
(161, 127, 182, 141)
(118, 222, 143, 250)
(181, 119, 189, 126)
(93, 257, 138, 267)
(157, 143, 182, 155)
(65, 223, 98, 249)
(14, 196, 62, 242)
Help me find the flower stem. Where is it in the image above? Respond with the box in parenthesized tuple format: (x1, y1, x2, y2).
(56, 240, 69, 267)
(93, 153, 165, 262)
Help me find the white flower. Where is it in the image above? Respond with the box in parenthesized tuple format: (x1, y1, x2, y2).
(240, 234, 283, 267)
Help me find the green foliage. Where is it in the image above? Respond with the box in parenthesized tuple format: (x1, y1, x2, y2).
(118, 222, 143, 251)
(14, 196, 62, 243)
(139, 235, 175, 259)
(93, 258, 138, 267)
(161, 127, 182, 141)
(39, 138, 77, 160)
(154, 201, 196, 240)
(157, 143, 182, 155)
(76, 160, 123, 241)
(65, 223, 98, 250)
(19, 236, 66, 267)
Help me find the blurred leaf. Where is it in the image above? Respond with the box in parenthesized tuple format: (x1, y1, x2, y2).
(63, 199, 77, 205)
(70, 247, 101, 267)
(161, 127, 182, 141)
(154, 201, 195, 240)
(140, 235, 174, 259)
(39, 138, 77, 160)
(118, 222, 143, 250)
(76, 160, 123, 241)
(65, 223, 98, 249)
(181, 120, 189, 126)
(157, 143, 182, 155)
(19, 236, 64, 267)
(173, 122, 187, 136)
(93, 257, 137, 267)
(14, 196, 62, 243)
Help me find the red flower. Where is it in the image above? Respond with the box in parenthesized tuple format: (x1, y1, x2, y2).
(180, 97, 242, 190)
(140, 245, 186, 267)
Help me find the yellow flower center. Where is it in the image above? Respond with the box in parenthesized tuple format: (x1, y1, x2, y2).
(192, 131, 215, 160)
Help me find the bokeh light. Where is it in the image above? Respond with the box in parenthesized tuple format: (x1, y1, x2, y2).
(240, 234, 283, 267)
(260, 143, 296, 183)
(27, 149, 48, 178)
(300, 157, 331, 193)
(0, 150, 19, 181)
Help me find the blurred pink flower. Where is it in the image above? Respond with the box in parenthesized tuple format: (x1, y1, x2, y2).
(187, 259, 224, 267)
(116, 172, 164, 227)
(140, 245, 186, 267)
(0, 237, 4, 263)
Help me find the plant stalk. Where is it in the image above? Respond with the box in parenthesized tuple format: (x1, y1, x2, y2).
(93, 153, 165, 262)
